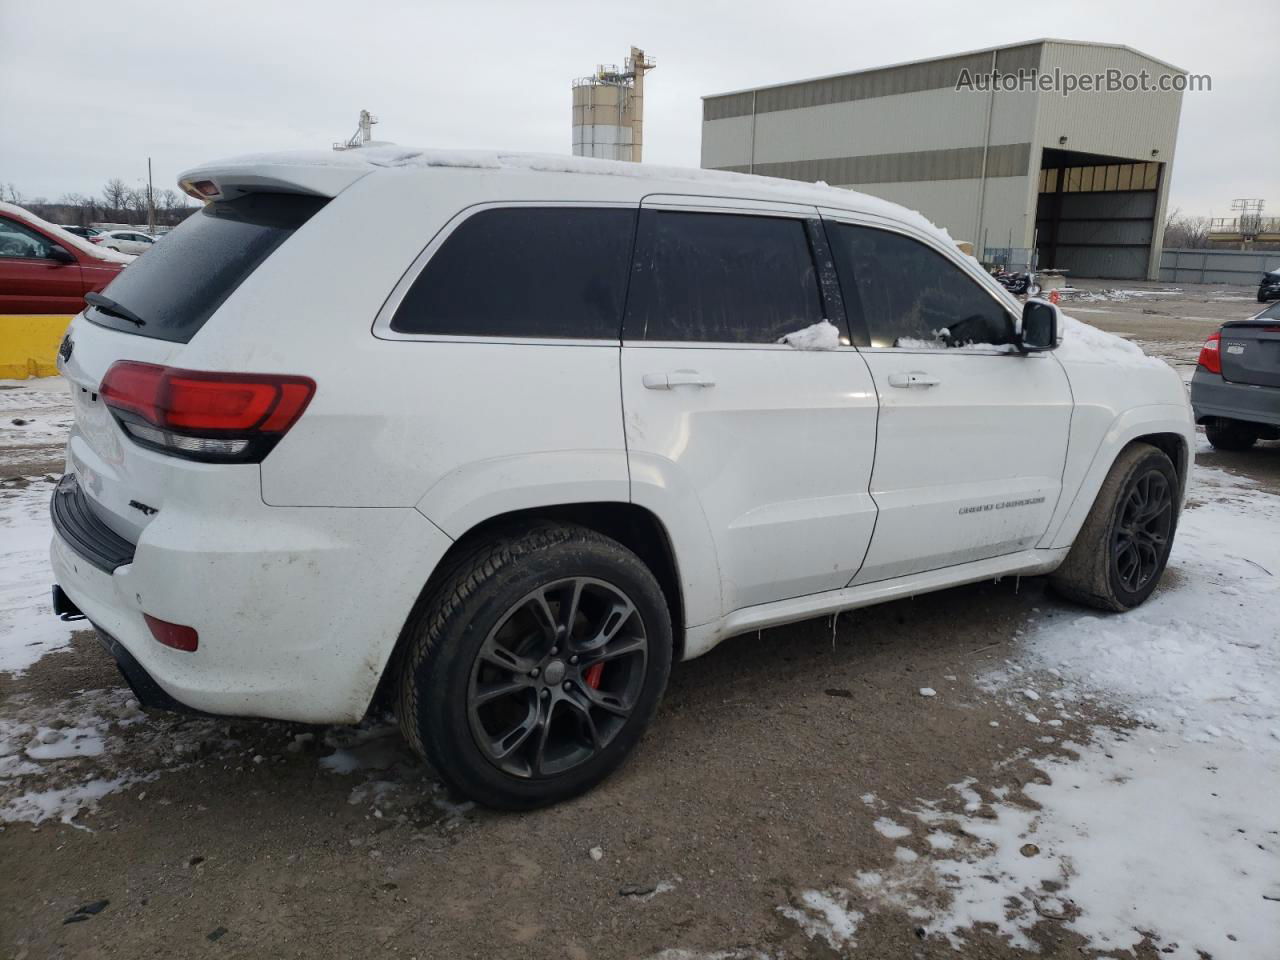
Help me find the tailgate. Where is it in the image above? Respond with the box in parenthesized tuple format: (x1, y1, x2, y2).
(1219, 322, 1280, 388)
(54, 191, 330, 545)
(59, 315, 182, 544)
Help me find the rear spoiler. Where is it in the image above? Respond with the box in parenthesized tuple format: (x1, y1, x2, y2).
(177, 152, 377, 202)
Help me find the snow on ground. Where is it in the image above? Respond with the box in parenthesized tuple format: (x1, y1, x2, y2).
(0, 476, 77, 672)
(780, 464, 1280, 959)
(0, 379, 74, 450)
(1059, 287, 1186, 303)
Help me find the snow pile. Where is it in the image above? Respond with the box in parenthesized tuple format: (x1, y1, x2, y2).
(777, 320, 840, 350)
(1021, 464, 1279, 748)
(1055, 311, 1167, 368)
(0, 477, 78, 673)
(781, 463, 1280, 958)
(0, 201, 134, 265)
(0, 688, 151, 825)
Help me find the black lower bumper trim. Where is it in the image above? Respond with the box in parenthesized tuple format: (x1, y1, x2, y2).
(95, 629, 209, 716)
(50, 474, 137, 573)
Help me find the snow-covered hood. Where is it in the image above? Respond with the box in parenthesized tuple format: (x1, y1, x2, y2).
(1053, 311, 1188, 413)
(0, 201, 135, 265)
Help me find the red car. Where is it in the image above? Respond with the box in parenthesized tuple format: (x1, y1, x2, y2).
(0, 202, 132, 314)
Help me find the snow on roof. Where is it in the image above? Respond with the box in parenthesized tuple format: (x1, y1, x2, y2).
(0, 201, 135, 265)
(182, 145, 954, 244)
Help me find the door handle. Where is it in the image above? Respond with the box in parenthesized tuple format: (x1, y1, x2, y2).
(887, 371, 941, 388)
(643, 370, 715, 390)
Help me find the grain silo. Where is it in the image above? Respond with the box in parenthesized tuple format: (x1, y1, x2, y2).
(572, 47, 655, 162)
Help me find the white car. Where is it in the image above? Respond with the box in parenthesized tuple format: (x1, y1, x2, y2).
(50, 147, 1194, 809)
(98, 230, 157, 255)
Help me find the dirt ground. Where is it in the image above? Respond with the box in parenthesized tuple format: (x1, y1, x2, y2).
(2, 281, 1277, 960)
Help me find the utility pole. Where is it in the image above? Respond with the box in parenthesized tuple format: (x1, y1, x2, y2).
(147, 157, 156, 235)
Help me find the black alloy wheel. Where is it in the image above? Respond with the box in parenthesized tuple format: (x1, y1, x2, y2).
(467, 577, 648, 779)
(1112, 468, 1173, 594)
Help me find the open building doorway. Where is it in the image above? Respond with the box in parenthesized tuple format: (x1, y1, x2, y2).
(1036, 148, 1163, 280)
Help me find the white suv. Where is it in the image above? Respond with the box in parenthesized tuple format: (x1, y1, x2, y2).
(50, 147, 1194, 808)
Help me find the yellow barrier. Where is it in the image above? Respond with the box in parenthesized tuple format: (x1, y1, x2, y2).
(0, 314, 73, 379)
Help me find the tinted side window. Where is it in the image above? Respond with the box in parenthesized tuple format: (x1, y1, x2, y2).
(0, 217, 56, 260)
(391, 207, 636, 339)
(828, 224, 1013, 349)
(625, 210, 824, 343)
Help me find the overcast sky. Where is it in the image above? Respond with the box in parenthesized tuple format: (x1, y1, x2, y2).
(1, 0, 1275, 218)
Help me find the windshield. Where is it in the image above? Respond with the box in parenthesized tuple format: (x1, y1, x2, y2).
(86, 192, 327, 343)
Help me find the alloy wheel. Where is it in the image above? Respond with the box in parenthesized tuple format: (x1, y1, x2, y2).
(466, 577, 648, 779)
(1113, 469, 1173, 593)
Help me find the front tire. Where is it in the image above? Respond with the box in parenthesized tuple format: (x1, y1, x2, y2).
(397, 524, 672, 810)
(1205, 417, 1258, 451)
(1050, 443, 1179, 611)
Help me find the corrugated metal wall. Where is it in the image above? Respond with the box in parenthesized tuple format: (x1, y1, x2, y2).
(1160, 249, 1280, 285)
(702, 43, 1041, 120)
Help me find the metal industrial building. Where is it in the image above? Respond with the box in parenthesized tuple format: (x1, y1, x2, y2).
(701, 40, 1185, 280)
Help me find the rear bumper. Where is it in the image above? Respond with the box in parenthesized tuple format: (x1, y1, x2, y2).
(51, 483, 453, 724)
(1190, 369, 1280, 429)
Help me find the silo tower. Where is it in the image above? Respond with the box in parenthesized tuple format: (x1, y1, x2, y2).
(571, 47, 655, 162)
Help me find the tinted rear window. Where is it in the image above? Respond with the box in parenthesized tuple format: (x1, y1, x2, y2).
(623, 210, 824, 343)
(88, 193, 327, 343)
(390, 207, 636, 339)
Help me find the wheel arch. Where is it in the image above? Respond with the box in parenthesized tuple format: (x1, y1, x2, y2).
(372, 501, 688, 714)
(1044, 405, 1194, 552)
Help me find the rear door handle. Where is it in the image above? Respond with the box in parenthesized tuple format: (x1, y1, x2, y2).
(643, 370, 716, 390)
(887, 371, 941, 388)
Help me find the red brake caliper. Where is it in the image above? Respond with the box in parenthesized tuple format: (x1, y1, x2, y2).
(584, 662, 604, 689)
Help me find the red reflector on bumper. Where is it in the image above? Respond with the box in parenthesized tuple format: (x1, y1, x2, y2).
(144, 614, 199, 652)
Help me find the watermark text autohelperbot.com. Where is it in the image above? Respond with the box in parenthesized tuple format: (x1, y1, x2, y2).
(956, 67, 1210, 97)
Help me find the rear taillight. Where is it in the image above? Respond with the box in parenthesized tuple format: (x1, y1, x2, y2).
(100, 361, 315, 463)
(1197, 331, 1222, 374)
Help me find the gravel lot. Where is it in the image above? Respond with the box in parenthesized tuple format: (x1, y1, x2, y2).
(2, 283, 1277, 960)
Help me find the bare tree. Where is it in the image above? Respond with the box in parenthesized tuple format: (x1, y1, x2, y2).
(1164, 209, 1212, 249)
(101, 178, 130, 219)
(0, 182, 23, 204)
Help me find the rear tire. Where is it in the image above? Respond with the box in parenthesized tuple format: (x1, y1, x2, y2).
(397, 524, 672, 810)
(1049, 443, 1179, 612)
(1205, 418, 1259, 451)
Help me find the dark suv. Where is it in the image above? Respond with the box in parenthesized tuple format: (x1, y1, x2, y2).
(1260, 269, 1280, 303)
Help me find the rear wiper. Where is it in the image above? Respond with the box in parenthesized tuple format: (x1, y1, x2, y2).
(85, 291, 146, 327)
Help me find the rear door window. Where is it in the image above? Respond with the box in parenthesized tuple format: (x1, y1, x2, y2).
(390, 207, 637, 339)
(86, 192, 327, 343)
(624, 210, 824, 343)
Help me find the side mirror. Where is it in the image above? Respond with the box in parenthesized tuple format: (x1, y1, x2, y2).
(46, 245, 76, 265)
(1017, 299, 1059, 352)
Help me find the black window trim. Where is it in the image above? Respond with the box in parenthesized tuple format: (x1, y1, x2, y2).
(373, 200, 640, 347)
(821, 213, 1023, 355)
(621, 197, 854, 350)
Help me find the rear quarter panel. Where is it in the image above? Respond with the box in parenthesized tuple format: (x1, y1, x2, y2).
(174, 168, 644, 510)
